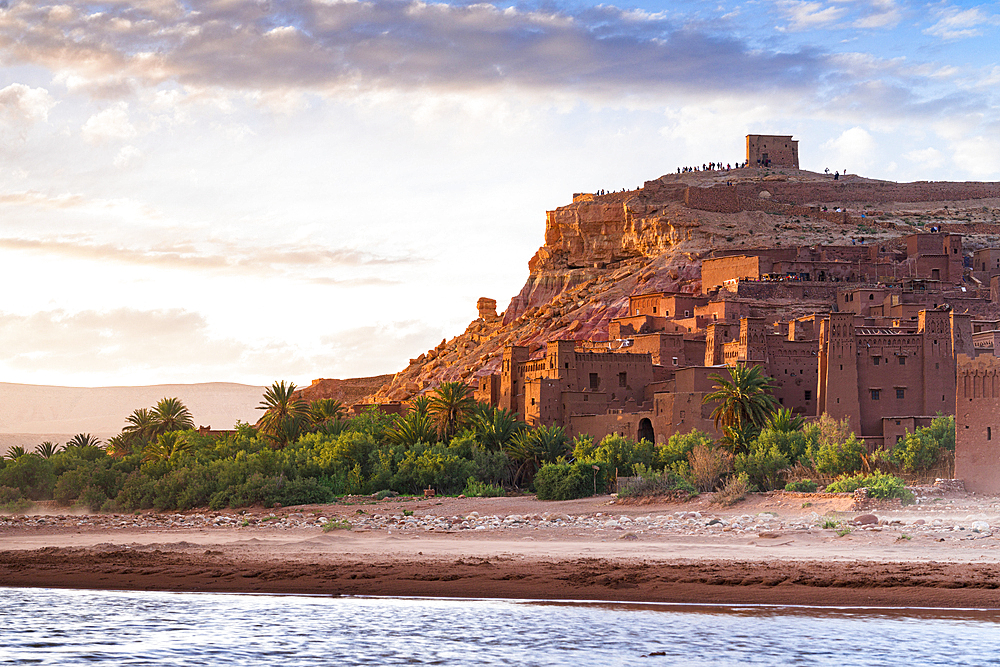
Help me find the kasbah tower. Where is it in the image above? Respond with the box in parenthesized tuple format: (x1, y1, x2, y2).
(337, 134, 1000, 494)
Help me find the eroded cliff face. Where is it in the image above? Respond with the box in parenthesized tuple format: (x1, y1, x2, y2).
(364, 168, 1000, 404)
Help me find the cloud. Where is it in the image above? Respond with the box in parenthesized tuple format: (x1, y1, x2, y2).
(852, 0, 902, 29)
(924, 4, 1000, 39)
(81, 102, 137, 143)
(114, 144, 141, 168)
(0, 0, 831, 99)
(903, 147, 944, 169)
(0, 234, 421, 276)
(0, 83, 55, 125)
(776, 0, 848, 31)
(820, 126, 876, 171)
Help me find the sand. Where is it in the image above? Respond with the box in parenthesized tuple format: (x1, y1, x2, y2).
(2, 492, 1000, 608)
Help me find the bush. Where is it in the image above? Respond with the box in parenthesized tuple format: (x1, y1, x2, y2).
(0, 455, 56, 500)
(713, 472, 751, 507)
(687, 444, 732, 492)
(756, 428, 811, 465)
(0, 485, 31, 513)
(734, 442, 789, 491)
(578, 434, 653, 476)
(617, 470, 696, 498)
(535, 462, 610, 500)
(809, 434, 866, 476)
(655, 430, 713, 469)
(784, 479, 818, 493)
(891, 430, 942, 472)
(825, 471, 914, 503)
(462, 477, 505, 497)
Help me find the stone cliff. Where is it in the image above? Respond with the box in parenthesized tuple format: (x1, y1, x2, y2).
(363, 167, 1000, 404)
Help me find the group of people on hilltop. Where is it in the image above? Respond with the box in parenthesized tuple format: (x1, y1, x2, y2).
(594, 186, 643, 196)
(676, 161, 749, 174)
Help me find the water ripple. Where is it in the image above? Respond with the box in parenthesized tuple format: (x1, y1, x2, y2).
(1, 588, 999, 666)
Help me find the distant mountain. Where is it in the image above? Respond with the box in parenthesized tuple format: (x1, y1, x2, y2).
(0, 382, 265, 454)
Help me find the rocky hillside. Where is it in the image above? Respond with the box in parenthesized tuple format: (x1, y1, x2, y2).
(360, 167, 1000, 403)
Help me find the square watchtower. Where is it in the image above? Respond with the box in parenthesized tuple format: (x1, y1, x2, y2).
(746, 134, 799, 168)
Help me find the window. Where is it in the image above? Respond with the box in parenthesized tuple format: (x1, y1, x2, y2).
(618, 372, 627, 388)
(804, 390, 812, 401)
(896, 388, 905, 399)
(564, 362, 569, 369)
(589, 373, 599, 390)
(679, 410, 685, 423)
(840, 364, 843, 371)
(869, 294, 874, 300)
(652, 307, 657, 314)
(871, 389, 880, 400)
(873, 356, 880, 366)
(899, 356, 905, 365)
(684, 310, 691, 317)
(672, 357, 679, 366)
(531, 398, 536, 406)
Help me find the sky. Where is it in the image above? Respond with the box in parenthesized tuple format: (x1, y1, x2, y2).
(0, 0, 998, 388)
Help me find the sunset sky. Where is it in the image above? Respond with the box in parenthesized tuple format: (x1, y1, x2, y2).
(0, 0, 998, 387)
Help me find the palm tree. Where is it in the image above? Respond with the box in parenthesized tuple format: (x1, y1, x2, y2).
(123, 407, 157, 443)
(428, 382, 477, 441)
(473, 406, 526, 451)
(142, 431, 191, 463)
(256, 381, 309, 449)
(703, 364, 779, 436)
(66, 433, 103, 449)
(34, 441, 61, 458)
(5, 445, 27, 460)
(309, 398, 346, 427)
(386, 408, 438, 447)
(503, 425, 569, 487)
(104, 434, 133, 459)
(765, 408, 805, 433)
(151, 397, 194, 436)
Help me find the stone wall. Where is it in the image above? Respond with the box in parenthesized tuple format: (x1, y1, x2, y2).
(956, 353, 1000, 493)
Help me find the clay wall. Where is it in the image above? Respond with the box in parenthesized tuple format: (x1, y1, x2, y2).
(973, 248, 1000, 284)
(956, 354, 1000, 493)
(749, 180, 1000, 207)
(474, 374, 500, 407)
(702, 256, 764, 292)
(696, 300, 751, 323)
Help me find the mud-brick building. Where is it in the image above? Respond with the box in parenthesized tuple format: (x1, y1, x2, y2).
(818, 309, 973, 447)
(498, 340, 663, 427)
(704, 317, 819, 416)
(746, 134, 799, 168)
(955, 353, 1000, 493)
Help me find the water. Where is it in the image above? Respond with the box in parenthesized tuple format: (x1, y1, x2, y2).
(1, 587, 999, 666)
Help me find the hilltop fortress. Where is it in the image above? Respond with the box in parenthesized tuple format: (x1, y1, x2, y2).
(310, 135, 1000, 493)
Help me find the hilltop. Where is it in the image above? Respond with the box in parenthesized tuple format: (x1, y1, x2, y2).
(353, 167, 1000, 403)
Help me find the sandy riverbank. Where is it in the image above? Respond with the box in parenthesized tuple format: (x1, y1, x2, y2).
(2, 492, 1000, 608)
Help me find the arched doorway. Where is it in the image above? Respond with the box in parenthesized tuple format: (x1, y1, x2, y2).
(638, 418, 654, 443)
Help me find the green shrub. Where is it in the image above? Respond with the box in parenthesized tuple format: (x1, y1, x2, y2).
(655, 430, 713, 469)
(0, 455, 56, 500)
(0, 485, 31, 512)
(462, 477, 505, 497)
(926, 415, 955, 451)
(756, 428, 811, 465)
(891, 430, 942, 472)
(617, 470, 696, 498)
(809, 434, 866, 476)
(785, 479, 818, 493)
(825, 471, 914, 503)
(535, 462, 610, 500)
(734, 441, 789, 491)
(687, 443, 732, 492)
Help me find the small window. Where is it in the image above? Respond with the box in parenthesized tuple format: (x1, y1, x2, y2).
(652, 307, 657, 314)
(672, 357, 679, 366)
(936, 363, 940, 369)
(869, 294, 874, 300)
(871, 389, 880, 400)
(589, 373, 600, 390)
(839, 364, 843, 371)
(531, 398, 536, 406)
(583, 394, 589, 402)
(679, 410, 685, 423)
(684, 310, 691, 317)
(896, 388, 905, 399)
(804, 390, 812, 401)
(899, 356, 905, 365)
(618, 372, 627, 388)
(564, 362, 569, 369)
(873, 357, 880, 366)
